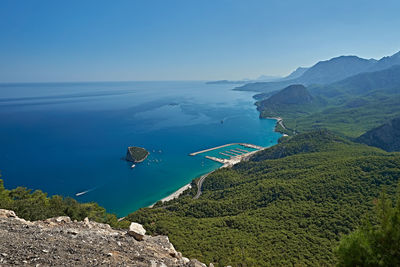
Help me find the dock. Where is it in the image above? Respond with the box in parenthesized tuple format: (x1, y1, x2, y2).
(191, 142, 266, 165)
(230, 149, 246, 154)
(225, 151, 240, 156)
(189, 143, 238, 156)
(189, 142, 263, 156)
(205, 156, 226, 164)
(191, 142, 270, 200)
(240, 143, 264, 150)
(219, 152, 233, 158)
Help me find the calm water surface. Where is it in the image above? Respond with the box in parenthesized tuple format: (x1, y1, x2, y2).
(0, 81, 281, 216)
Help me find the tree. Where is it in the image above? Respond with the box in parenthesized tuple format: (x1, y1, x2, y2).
(336, 191, 400, 266)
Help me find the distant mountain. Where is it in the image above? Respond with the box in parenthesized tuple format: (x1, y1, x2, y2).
(256, 84, 317, 121)
(256, 75, 282, 82)
(367, 51, 400, 72)
(234, 79, 295, 92)
(281, 67, 309, 80)
(206, 80, 247, 85)
(260, 84, 313, 105)
(206, 75, 281, 85)
(236, 55, 377, 92)
(313, 65, 400, 96)
(297, 56, 376, 84)
(356, 116, 400, 152)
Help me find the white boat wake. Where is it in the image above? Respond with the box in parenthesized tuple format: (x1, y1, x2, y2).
(75, 187, 96, 197)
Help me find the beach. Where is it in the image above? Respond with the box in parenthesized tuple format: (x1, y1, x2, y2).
(149, 183, 192, 208)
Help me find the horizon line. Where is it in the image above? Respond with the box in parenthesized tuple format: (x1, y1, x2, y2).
(0, 79, 215, 85)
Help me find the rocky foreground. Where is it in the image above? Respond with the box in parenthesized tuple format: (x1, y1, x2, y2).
(0, 209, 206, 266)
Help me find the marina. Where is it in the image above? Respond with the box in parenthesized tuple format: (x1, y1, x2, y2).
(190, 143, 266, 167)
(189, 142, 269, 199)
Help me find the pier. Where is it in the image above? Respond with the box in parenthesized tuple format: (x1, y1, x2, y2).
(189, 142, 264, 156)
(191, 143, 269, 199)
(189, 143, 238, 156)
(240, 143, 264, 150)
(230, 149, 246, 154)
(225, 151, 240, 156)
(205, 156, 226, 164)
(219, 152, 233, 158)
(190, 142, 266, 166)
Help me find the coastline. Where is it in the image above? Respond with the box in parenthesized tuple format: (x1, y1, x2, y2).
(148, 117, 285, 208)
(265, 116, 289, 136)
(148, 183, 192, 208)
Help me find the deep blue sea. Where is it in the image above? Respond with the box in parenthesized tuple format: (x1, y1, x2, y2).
(0, 81, 281, 216)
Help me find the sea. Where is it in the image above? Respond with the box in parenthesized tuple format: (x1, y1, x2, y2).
(0, 81, 281, 216)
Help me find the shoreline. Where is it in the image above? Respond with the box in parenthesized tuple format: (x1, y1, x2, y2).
(148, 183, 192, 208)
(148, 117, 285, 208)
(265, 116, 288, 135)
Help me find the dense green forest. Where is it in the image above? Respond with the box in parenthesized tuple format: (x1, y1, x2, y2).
(336, 191, 400, 266)
(0, 178, 129, 228)
(127, 131, 400, 266)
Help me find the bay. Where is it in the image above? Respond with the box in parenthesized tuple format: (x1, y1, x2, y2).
(0, 81, 281, 216)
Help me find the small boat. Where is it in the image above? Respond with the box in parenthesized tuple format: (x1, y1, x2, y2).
(75, 190, 89, 197)
(131, 164, 136, 168)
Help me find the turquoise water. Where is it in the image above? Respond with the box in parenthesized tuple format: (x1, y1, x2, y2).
(0, 81, 281, 216)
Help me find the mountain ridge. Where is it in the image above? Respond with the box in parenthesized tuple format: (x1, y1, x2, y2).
(236, 50, 400, 93)
(282, 66, 309, 80)
(259, 84, 313, 106)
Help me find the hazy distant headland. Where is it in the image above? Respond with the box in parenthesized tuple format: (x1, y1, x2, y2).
(206, 74, 285, 85)
(206, 80, 247, 85)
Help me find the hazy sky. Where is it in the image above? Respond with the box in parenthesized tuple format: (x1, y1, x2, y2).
(1, 0, 400, 82)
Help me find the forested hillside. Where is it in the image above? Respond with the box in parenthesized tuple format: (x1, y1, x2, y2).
(127, 131, 400, 266)
(257, 66, 400, 138)
(356, 116, 400, 152)
(336, 191, 400, 266)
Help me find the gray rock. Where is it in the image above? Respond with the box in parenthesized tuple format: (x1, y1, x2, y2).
(127, 222, 146, 241)
(45, 216, 71, 225)
(188, 259, 207, 267)
(0, 209, 16, 218)
(0, 209, 204, 266)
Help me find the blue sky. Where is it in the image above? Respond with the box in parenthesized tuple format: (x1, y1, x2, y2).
(1, 0, 400, 82)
